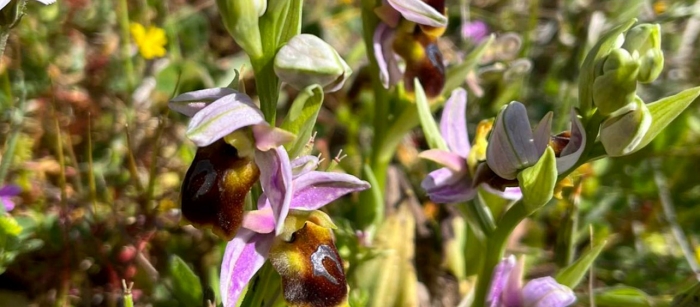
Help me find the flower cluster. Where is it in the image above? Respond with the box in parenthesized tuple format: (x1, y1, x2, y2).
(170, 86, 369, 306)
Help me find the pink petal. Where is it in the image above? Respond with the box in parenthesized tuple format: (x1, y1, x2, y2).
(241, 207, 276, 234)
(373, 23, 402, 89)
(482, 185, 523, 201)
(421, 167, 476, 204)
(387, 0, 447, 27)
(488, 255, 517, 307)
(557, 110, 586, 174)
(186, 92, 265, 147)
(288, 171, 370, 211)
(1, 197, 15, 212)
(255, 147, 293, 235)
(440, 89, 471, 157)
(252, 125, 296, 151)
(486, 102, 537, 180)
(522, 277, 576, 307)
(169, 88, 238, 117)
(220, 230, 274, 307)
(502, 256, 525, 307)
(419, 149, 467, 172)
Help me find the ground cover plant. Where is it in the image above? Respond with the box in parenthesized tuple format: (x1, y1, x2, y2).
(1, 0, 700, 306)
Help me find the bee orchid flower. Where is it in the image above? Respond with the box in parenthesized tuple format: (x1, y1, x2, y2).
(219, 155, 370, 307)
(420, 88, 521, 203)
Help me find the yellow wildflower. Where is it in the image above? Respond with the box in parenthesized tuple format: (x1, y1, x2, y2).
(130, 22, 167, 59)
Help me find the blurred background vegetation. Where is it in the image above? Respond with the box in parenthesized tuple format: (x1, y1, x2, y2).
(0, 0, 699, 306)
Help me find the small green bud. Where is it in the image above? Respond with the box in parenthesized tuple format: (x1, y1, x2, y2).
(215, 0, 263, 59)
(274, 34, 352, 93)
(600, 97, 652, 157)
(622, 24, 664, 83)
(592, 48, 639, 116)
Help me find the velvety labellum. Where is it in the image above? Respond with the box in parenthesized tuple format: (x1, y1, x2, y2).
(181, 140, 260, 240)
(270, 222, 348, 307)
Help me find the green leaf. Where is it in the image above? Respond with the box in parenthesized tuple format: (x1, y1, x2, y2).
(594, 286, 652, 307)
(671, 282, 700, 307)
(517, 146, 557, 213)
(280, 85, 324, 158)
(578, 19, 637, 115)
(414, 79, 448, 151)
(442, 35, 494, 95)
(259, 0, 301, 58)
(555, 240, 606, 288)
(169, 255, 203, 306)
(632, 86, 700, 153)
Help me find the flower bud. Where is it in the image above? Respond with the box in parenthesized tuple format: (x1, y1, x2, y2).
(274, 34, 352, 93)
(486, 102, 552, 180)
(600, 97, 652, 157)
(622, 24, 664, 83)
(215, 0, 263, 59)
(592, 48, 639, 116)
(180, 139, 260, 240)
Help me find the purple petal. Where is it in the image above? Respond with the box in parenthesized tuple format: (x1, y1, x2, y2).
(255, 147, 293, 235)
(387, 0, 447, 27)
(557, 110, 586, 174)
(440, 88, 471, 157)
(533, 112, 553, 157)
(241, 208, 276, 234)
(522, 277, 576, 307)
(483, 185, 523, 201)
(186, 92, 265, 147)
(373, 23, 402, 89)
(169, 88, 238, 117)
(288, 171, 370, 211)
(488, 255, 517, 307)
(502, 256, 525, 307)
(462, 21, 489, 42)
(0, 185, 21, 197)
(291, 155, 320, 178)
(375, 4, 401, 28)
(251, 125, 296, 151)
(1, 197, 15, 212)
(220, 230, 275, 307)
(421, 167, 476, 204)
(419, 149, 467, 172)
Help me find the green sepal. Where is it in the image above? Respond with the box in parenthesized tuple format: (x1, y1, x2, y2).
(442, 35, 494, 96)
(593, 286, 652, 307)
(280, 85, 324, 158)
(215, 0, 263, 59)
(630, 86, 700, 154)
(671, 282, 700, 307)
(554, 240, 606, 289)
(169, 255, 203, 307)
(578, 19, 637, 116)
(259, 0, 302, 58)
(414, 79, 448, 151)
(517, 146, 557, 213)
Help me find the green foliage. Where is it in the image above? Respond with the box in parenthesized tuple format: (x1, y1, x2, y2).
(169, 255, 204, 307)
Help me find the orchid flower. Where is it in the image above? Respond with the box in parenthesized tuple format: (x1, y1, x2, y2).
(169, 88, 295, 239)
(0, 184, 20, 212)
(488, 255, 576, 307)
(219, 154, 370, 307)
(420, 88, 522, 204)
(373, 0, 447, 97)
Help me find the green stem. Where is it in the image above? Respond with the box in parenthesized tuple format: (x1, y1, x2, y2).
(472, 201, 530, 307)
(116, 0, 135, 103)
(0, 30, 9, 58)
(252, 57, 279, 124)
(0, 71, 25, 185)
